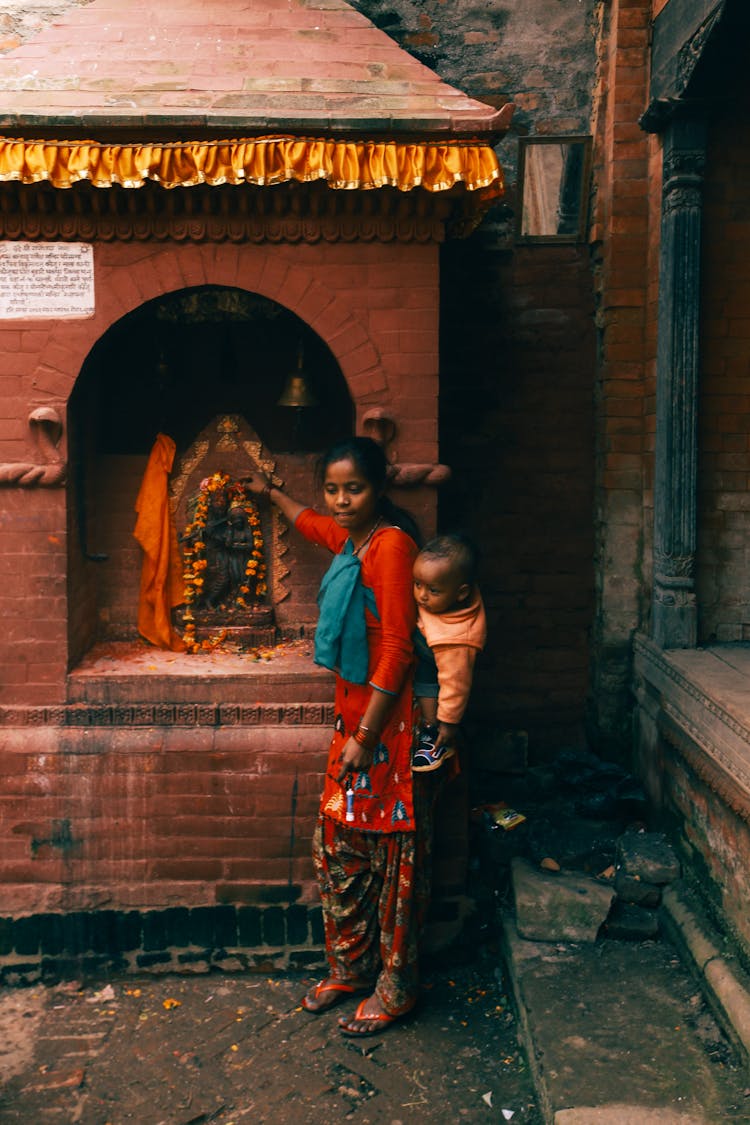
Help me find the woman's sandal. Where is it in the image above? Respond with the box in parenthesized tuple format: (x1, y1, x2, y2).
(338, 997, 405, 1037)
(300, 978, 370, 1014)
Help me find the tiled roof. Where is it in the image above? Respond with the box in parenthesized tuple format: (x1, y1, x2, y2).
(0, 0, 508, 138)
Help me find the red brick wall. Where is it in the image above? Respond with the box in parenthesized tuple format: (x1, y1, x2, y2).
(0, 487, 68, 705)
(0, 239, 440, 702)
(697, 88, 750, 642)
(635, 699, 750, 960)
(0, 235, 448, 928)
(0, 322, 69, 701)
(439, 237, 596, 751)
(0, 723, 325, 917)
(588, 0, 653, 753)
(643, 131, 663, 577)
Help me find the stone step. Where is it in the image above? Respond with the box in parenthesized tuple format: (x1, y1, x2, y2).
(501, 876, 750, 1123)
(65, 639, 334, 706)
(66, 669, 334, 706)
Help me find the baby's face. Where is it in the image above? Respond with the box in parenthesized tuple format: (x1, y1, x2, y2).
(413, 555, 468, 614)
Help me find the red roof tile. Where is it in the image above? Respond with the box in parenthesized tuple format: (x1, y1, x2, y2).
(0, 0, 508, 139)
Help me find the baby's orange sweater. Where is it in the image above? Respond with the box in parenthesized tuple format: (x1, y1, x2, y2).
(417, 591, 487, 724)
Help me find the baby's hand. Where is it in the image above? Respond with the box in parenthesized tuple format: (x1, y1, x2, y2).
(436, 722, 458, 749)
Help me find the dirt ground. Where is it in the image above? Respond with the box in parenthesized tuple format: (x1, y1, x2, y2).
(0, 948, 542, 1124)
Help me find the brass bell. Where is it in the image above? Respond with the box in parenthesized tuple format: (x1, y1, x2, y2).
(277, 348, 317, 408)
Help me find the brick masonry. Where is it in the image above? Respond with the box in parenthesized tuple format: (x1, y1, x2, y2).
(355, 0, 602, 751)
(0, 901, 328, 986)
(0, 0, 604, 957)
(0, 8, 604, 732)
(0, 0, 722, 769)
(3, 0, 749, 965)
(587, 0, 653, 752)
(0, 228, 451, 959)
(0, 238, 440, 706)
(697, 85, 750, 644)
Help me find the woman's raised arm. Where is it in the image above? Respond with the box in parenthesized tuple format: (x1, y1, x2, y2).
(242, 471, 307, 526)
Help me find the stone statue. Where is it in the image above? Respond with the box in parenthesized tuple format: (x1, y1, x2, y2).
(181, 473, 268, 613)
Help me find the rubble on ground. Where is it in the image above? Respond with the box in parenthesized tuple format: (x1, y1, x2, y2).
(470, 742, 681, 944)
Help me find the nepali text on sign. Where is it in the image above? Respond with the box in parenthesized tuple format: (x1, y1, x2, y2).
(0, 242, 94, 319)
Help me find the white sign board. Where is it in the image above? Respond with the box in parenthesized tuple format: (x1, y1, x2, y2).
(0, 242, 94, 319)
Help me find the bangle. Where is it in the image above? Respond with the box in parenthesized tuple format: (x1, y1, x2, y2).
(352, 725, 375, 749)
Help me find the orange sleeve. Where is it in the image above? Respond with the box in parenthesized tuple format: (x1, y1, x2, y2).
(294, 507, 348, 554)
(363, 529, 418, 695)
(432, 644, 478, 724)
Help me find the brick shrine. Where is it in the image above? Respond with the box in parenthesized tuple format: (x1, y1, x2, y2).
(0, 0, 512, 978)
(2, 0, 750, 982)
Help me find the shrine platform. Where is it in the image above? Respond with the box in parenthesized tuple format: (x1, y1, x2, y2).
(66, 639, 333, 709)
(634, 635, 750, 962)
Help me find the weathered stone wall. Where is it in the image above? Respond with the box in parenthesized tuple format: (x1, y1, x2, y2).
(0, 0, 92, 50)
(697, 86, 750, 643)
(586, 0, 653, 755)
(0, 1, 633, 756)
(0, 238, 440, 704)
(357, 0, 602, 751)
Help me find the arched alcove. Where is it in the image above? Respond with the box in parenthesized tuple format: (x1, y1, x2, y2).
(71, 285, 353, 457)
(67, 285, 354, 660)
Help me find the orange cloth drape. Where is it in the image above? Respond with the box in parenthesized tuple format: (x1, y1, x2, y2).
(133, 433, 185, 652)
(0, 136, 503, 197)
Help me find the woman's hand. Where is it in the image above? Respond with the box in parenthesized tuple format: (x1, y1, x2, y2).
(240, 473, 307, 526)
(241, 471, 270, 496)
(336, 736, 373, 782)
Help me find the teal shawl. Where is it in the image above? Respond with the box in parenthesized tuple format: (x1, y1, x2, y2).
(315, 540, 378, 684)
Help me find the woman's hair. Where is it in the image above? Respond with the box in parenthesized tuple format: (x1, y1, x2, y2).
(316, 436, 422, 545)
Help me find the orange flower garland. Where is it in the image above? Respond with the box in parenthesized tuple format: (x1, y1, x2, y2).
(181, 471, 267, 653)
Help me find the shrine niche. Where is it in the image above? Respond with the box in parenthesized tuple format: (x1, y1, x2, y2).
(66, 283, 357, 658)
(170, 414, 287, 650)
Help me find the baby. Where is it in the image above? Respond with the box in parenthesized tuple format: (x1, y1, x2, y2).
(411, 533, 487, 772)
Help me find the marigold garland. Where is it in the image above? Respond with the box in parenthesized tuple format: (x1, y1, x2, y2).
(181, 471, 268, 654)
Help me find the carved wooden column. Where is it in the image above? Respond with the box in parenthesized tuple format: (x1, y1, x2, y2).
(652, 113, 707, 648)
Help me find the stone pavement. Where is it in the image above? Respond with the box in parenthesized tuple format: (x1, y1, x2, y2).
(0, 951, 542, 1125)
(2, 884, 750, 1124)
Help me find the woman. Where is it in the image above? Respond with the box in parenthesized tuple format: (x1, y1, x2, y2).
(245, 437, 427, 1037)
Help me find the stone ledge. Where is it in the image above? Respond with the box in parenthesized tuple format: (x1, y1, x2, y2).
(500, 906, 747, 1122)
(0, 901, 327, 986)
(634, 634, 750, 820)
(0, 702, 336, 727)
(661, 882, 750, 1071)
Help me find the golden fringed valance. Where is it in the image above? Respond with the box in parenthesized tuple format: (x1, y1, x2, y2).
(0, 136, 503, 196)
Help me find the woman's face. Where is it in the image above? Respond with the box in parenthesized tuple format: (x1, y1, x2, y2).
(323, 457, 380, 536)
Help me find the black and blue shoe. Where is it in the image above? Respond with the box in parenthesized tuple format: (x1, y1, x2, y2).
(411, 724, 455, 772)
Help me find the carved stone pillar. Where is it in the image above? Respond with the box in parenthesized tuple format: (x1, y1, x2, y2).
(652, 114, 707, 648)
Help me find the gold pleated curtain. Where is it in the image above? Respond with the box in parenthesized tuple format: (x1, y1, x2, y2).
(0, 136, 503, 197)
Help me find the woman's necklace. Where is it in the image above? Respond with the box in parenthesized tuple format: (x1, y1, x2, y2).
(352, 517, 382, 558)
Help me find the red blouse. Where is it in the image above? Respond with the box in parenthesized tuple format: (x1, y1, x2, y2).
(295, 508, 418, 832)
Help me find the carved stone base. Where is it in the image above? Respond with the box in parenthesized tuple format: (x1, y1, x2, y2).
(191, 624, 278, 649)
(176, 604, 276, 650)
(187, 605, 274, 627)
(652, 594, 697, 649)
